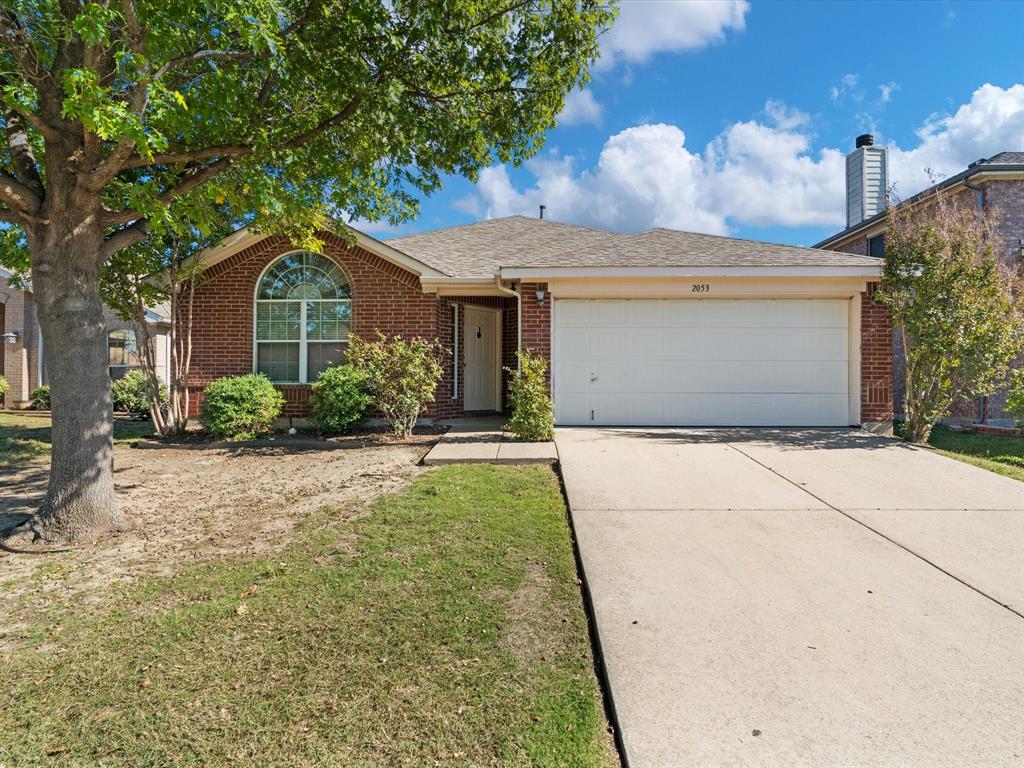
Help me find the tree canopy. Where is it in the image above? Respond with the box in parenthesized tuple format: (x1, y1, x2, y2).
(0, 0, 613, 544)
(0, 0, 613, 252)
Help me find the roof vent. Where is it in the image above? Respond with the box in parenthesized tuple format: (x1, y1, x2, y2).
(846, 136, 888, 227)
(967, 158, 986, 168)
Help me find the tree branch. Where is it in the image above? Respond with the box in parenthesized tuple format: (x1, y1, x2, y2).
(102, 219, 150, 259)
(153, 50, 257, 81)
(119, 144, 252, 171)
(0, 169, 41, 216)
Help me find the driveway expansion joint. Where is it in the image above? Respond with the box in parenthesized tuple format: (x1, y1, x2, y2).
(723, 439, 1024, 620)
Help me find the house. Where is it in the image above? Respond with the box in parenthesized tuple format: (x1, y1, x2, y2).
(187, 218, 892, 431)
(0, 269, 172, 409)
(816, 137, 1024, 421)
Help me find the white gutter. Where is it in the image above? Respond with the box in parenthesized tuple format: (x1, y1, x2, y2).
(494, 275, 522, 371)
(499, 265, 884, 279)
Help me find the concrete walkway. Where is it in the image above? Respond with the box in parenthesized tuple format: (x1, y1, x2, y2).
(557, 427, 1024, 768)
(423, 418, 557, 465)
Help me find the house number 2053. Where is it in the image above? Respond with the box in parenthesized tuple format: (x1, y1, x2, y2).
(691, 283, 710, 292)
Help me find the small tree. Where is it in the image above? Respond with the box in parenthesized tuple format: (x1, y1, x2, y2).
(505, 349, 554, 441)
(880, 192, 1024, 443)
(347, 333, 445, 438)
(103, 231, 211, 436)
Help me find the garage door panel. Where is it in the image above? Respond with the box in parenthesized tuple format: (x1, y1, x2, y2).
(697, 360, 848, 394)
(553, 299, 852, 427)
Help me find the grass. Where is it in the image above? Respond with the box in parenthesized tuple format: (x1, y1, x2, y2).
(0, 413, 155, 467)
(926, 424, 1024, 482)
(0, 464, 617, 767)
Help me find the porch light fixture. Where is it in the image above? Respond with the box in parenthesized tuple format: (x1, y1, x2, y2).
(1, 330, 18, 344)
(535, 289, 545, 306)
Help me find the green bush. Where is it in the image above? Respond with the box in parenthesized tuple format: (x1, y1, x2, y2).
(504, 349, 554, 441)
(112, 370, 168, 414)
(0, 375, 9, 398)
(199, 374, 285, 440)
(29, 386, 50, 410)
(347, 332, 445, 438)
(1005, 369, 1024, 428)
(310, 364, 370, 433)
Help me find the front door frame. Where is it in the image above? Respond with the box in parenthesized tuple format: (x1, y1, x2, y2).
(462, 305, 502, 412)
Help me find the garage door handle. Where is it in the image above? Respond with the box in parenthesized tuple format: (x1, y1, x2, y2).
(589, 373, 598, 382)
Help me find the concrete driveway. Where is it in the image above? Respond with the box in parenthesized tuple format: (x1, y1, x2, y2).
(556, 428, 1024, 768)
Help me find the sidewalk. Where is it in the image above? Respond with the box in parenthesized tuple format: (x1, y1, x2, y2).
(423, 417, 557, 465)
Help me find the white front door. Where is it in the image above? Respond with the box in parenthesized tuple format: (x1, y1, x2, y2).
(463, 307, 500, 411)
(553, 298, 852, 426)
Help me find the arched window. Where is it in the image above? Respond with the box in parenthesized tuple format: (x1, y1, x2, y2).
(255, 252, 352, 383)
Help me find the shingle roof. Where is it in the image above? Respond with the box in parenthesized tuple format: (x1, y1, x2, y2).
(985, 151, 1024, 164)
(386, 216, 880, 278)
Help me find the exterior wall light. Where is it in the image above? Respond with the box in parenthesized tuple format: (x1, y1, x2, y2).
(535, 289, 545, 306)
(1, 330, 19, 344)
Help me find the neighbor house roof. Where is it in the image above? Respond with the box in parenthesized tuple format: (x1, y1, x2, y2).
(815, 150, 1024, 248)
(388, 216, 881, 278)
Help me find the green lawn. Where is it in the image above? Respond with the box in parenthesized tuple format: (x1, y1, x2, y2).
(927, 424, 1024, 482)
(0, 413, 155, 467)
(0, 464, 617, 767)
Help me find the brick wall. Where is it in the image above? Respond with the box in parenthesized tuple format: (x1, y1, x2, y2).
(188, 233, 439, 417)
(860, 282, 894, 426)
(519, 282, 551, 382)
(0, 281, 41, 407)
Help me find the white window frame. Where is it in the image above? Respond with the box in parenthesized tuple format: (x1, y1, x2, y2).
(252, 251, 352, 384)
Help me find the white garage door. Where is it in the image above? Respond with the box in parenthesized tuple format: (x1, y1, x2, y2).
(553, 298, 851, 426)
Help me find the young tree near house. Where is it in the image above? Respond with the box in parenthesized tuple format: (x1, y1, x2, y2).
(879, 191, 1024, 444)
(101, 229, 211, 435)
(0, 0, 613, 543)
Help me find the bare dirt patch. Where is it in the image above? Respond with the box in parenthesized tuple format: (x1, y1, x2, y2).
(0, 436, 434, 635)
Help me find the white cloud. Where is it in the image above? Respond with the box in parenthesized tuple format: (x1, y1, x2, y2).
(878, 82, 900, 104)
(888, 83, 1024, 198)
(764, 99, 809, 130)
(460, 85, 1024, 235)
(830, 73, 861, 103)
(559, 88, 603, 127)
(597, 0, 749, 69)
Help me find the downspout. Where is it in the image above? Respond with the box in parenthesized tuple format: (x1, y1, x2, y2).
(494, 273, 522, 371)
(962, 174, 988, 423)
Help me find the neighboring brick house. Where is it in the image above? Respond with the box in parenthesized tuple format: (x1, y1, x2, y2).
(0, 269, 171, 409)
(188, 217, 892, 431)
(816, 140, 1024, 422)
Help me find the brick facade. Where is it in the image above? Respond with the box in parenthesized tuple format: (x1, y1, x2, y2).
(188, 235, 523, 420)
(860, 282, 894, 426)
(519, 282, 551, 378)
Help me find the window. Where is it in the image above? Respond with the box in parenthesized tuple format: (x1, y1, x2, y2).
(108, 329, 140, 379)
(868, 233, 885, 258)
(255, 252, 352, 383)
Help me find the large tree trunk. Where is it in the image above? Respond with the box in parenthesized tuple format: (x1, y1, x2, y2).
(28, 218, 125, 543)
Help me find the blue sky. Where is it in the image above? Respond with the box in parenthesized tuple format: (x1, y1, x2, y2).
(379, 0, 1023, 246)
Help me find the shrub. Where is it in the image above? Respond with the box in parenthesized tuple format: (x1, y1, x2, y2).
(347, 332, 445, 438)
(0, 375, 8, 398)
(504, 349, 554, 441)
(29, 385, 50, 410)
(199, 374, 285, 440)
(1006, 370, 1024, 428)
(310, 364, 370, 433)
(111, 370, 168, 414)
